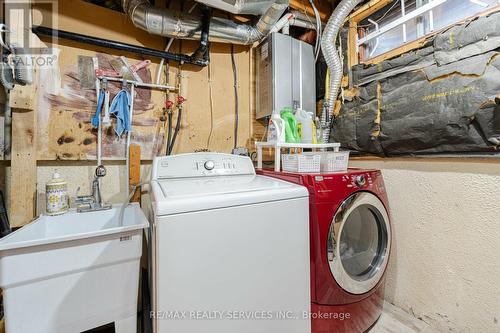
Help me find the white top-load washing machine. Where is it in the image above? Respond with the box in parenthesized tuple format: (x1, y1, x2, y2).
(149, 153, 311, 333)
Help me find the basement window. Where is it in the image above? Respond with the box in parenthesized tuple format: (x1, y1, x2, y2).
(355, 0, 500, 63)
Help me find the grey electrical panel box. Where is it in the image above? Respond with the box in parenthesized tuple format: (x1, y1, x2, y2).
(255, 33, 315, 119)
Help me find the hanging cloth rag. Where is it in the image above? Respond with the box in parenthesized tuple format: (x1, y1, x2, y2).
(109, 88, 132, 136)
(91, 89, 106, 128)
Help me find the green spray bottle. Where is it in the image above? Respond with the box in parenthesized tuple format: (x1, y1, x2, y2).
(280, 107, 300, 143)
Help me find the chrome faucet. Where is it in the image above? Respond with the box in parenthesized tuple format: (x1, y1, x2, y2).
(76, 165, 112, 213)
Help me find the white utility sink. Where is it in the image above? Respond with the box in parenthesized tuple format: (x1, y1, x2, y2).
(0, 203, 149, 333)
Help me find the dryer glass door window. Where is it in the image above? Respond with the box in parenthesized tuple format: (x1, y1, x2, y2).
(340, 205, 380, 279)
(327, 192, 391, 295)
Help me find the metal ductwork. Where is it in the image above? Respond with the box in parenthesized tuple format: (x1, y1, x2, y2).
(122, 0, 289, 45)
(320, 0, 362, 143)
(196, 0, 278, 15)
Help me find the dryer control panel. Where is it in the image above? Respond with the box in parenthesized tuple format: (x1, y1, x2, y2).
(152, 153, 256, 180)
(342, 172, 374, 188)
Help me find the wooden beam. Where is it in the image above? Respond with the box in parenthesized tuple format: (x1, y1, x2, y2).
(6, 0, 38, 227)
(289, 0, 333, 22)
(349, 0, 394, 22)
(129, 144, 141, 203)
(348, 20, 359, 67)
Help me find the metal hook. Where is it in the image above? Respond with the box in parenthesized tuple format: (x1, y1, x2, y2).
(102, 78, 108, 91)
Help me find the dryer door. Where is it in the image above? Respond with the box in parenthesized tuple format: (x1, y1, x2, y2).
(327, 192, 391, 295)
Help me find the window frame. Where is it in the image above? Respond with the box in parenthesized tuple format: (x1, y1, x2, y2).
(347, 0, 500, 67)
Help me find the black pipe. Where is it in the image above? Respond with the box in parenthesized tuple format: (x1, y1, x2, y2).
(190, 6, 211, 65)
(32, 26, 209, 67)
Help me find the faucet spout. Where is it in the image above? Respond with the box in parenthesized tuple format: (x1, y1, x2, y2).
(77, 165, 112, 213)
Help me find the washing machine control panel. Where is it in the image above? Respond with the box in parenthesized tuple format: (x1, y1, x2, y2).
(152, 153, 256, 179)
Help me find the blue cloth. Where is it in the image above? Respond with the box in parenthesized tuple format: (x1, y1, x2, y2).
(109, 89, 131, 136)
(91, 89, 105, 128)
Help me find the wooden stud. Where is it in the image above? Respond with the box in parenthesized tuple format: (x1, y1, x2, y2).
(129, 144, 141, 203)
(7, 0, 38, 227)
(348, 20, 359, 67)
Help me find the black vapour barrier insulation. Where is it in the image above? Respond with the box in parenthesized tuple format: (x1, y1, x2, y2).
(331, 11, 500, 156)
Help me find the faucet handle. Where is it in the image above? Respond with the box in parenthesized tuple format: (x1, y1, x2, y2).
(75, 195, 94, 205)
(95, 165, 106, 178)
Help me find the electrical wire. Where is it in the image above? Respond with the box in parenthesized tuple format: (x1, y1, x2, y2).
(166, 111, 172, 155)
(308, 0, 322, 61)
(206, 63, 215, 150)
(357, 0, 401, 28)
(230, 44, 239, 149)
(169, 106, 182, 153)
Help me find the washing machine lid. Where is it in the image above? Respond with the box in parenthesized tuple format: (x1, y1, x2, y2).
(152, 175, 308, 216)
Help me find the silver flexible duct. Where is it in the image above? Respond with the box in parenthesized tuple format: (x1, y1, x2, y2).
(198, 0, 276, 15)
(320, 0, 362, 143)
(122, 0, 288, 44)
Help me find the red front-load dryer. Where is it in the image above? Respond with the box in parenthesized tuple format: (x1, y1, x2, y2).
(257, 168, 392, 333)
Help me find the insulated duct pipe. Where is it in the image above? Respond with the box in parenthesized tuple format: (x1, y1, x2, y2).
(320, 0, 362, 143)
(122, 0, 289, 45)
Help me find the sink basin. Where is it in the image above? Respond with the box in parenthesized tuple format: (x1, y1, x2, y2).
(0, 203, 149, 333)
(0, 203, 148, 251)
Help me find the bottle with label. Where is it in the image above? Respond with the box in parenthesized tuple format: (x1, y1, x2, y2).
(280, 107, 300, 143)
(295, 109, 314, 143)
(267, 113, 285, 143)
(46, 169, 69, 216)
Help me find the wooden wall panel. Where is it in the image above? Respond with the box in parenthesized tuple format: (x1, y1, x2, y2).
(34, 0, 252, 160)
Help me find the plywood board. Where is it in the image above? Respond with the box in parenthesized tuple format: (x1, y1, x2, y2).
(34, 0, 252, 160)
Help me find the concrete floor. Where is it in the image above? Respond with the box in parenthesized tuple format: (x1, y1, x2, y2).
(369, 302, 442, 333)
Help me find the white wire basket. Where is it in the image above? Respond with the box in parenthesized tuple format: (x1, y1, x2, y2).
(282, 153, 321, 173)
(320, 151, 350, 172)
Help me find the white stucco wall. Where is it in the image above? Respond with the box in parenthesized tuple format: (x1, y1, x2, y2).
(349, 159, 500, 333)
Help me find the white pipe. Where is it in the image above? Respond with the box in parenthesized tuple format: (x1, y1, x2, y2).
(93, 57, 102, 166)
(401, 0, 407, 43)
(367, 19, 379, 57)
(155, 38, 174, 85)
(125, 84, 135, 194)
(97, 76, 175, 90)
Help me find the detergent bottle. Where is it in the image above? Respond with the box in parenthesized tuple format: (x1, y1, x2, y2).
(267, 113, 285, 143)
(295, 109, 314, 143)
(280, 107, 300, 143)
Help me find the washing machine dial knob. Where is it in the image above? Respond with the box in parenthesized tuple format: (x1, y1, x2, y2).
(355, 174, 366, 187)
(204, 160, 215, 171)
